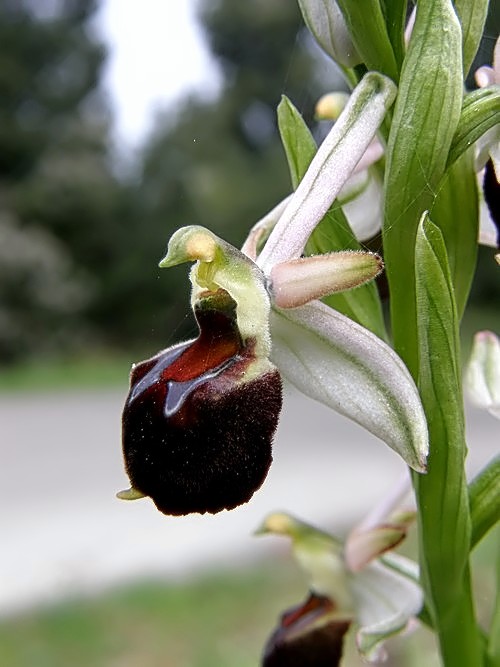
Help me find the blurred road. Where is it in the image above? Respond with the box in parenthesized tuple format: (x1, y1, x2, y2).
(1, 384, 498, 617)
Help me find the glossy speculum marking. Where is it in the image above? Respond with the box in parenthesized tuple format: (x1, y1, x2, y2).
(122, 290, 282, 515)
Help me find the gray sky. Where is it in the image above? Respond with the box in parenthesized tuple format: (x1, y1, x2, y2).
(97, 0, 221, 147)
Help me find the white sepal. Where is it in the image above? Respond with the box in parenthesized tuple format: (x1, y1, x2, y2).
(465, 330, 500, 419)
(270, 301, 429, 471)
(351, 554, 422, 662)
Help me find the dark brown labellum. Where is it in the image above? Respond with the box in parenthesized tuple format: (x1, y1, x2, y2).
(262, 593, 350, 667)
(483, 158, 500, 247)
(122, 290, 282, 516)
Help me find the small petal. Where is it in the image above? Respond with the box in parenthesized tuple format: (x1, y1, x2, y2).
(270, 301, 429, 471)
(464, 330, 500, 419)
(270, 251, 383, 308)
(241, 195, 292, 261)
(345, 525, 408, 573)
(345, 472, 415, 571)
(257, 72, 397, 272)
(351, 555, 423, 662)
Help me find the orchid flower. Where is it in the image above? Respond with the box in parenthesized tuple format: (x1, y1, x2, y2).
(118, 72, 429, 517)
(256, 480, 422, 663)
(464, 330, 500, 419)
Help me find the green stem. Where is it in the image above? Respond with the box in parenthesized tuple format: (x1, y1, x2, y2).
(413, 217, 483, 666)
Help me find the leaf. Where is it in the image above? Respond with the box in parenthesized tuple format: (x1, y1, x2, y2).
(380, 0, 407, 70)
(448, 85, 500, 169)
(453, 0, 490, 77)
(271, 300, 428, 472)
(277, 95, 317, 190)
(414, 213, 482, 665)
(469, 455, 500, 549)
(335, 0, 399, 80)
(383, 0, 463, 375)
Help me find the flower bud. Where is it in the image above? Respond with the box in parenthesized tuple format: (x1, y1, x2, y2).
(121, 289, 282, 516)
(315, 92, 350, 121)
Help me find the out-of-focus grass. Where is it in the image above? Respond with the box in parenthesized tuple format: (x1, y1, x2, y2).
(0, 354, 133, 393)
(0, 528, 497, 667)
(0, 564, 304, 667)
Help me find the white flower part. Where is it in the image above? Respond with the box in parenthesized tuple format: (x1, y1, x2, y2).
(351, 553, 422, 662)
(270, 300, 429, 472)
(478, 179, 499, 248)
(340, 168, 384, 242)
(351, 138, 384, 175)
(404, 6, 416, 46)
(257, 511, 423, 663)
(257, 72, 396, 273)
(464, 330, 500, 419)
(475, 36, 500, 88)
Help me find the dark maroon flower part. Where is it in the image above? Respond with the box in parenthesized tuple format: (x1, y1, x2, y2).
(483, 158, 500, 247)
(121, 289, 282, 516)
(262, 593, 351, 667)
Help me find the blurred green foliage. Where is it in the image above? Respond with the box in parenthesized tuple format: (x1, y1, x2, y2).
(0, 0, 498, 367)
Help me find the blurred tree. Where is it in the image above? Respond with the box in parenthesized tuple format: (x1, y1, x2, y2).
(1, 0, 497, 365)
(0, 0, 130, 362)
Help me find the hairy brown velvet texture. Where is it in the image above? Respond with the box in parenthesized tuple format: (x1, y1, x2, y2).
(122, 293, 282, 515)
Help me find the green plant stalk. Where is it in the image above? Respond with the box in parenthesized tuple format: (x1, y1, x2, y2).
(469, 455, 500, 549)
(430, 148, 479, 320)
(383, 0, 463, 376)
(380, 0, 407, 71)
(487, 531, 500, 666)
(414, 216, 482, 666)
(448, 86, 500, 169)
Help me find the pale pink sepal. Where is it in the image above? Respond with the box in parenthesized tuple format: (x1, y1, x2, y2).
(241, 195, 292, 261)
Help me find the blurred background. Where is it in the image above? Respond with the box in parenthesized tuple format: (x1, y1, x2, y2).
(0, 1, 499, 665)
